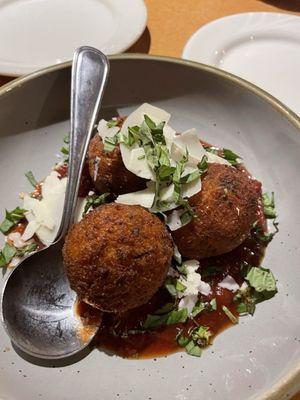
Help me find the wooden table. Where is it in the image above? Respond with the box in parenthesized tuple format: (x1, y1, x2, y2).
(1, 0, 299, 398)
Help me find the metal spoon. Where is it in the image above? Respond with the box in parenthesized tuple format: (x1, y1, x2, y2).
(0, 47, 109, 360)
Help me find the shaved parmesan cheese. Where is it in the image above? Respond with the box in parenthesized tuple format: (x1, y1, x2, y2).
(116, 183, 155, 208)
(120, 143, 156, 181)
(160, 183, 174, 202)
(163, 124, 176, 151)
(181, 177, 201, 199)
(178, 294, 198, 314)
(173, 244, 182, 264)
(23, 171, 67, 246)
(171, 129, 206, 166)
(74, 197, 88, 222)
(218, 275, 240, 292)
(7, 232, 26, 248)
(22, 220, 40, 241)
(93, 156, 100, 182)
(178, 260, 211, 313)
(128, 147, 155, 180)
(205, 151, 231, 165)
(97, 119, 119, 139)
(120, 103, 171, 137)
(166, 209, 184, 231)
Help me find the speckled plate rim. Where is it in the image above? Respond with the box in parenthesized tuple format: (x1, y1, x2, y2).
(0, 53, 300, 400)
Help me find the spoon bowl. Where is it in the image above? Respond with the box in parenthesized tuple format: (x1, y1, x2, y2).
(0, 241, 98, 359)
(0, 46, 109, 360)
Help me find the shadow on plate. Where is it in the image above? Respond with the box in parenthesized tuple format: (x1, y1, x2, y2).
(261, 0, 300, 11)
(127, 27, 151, 54)
(12, 341, 92, 367)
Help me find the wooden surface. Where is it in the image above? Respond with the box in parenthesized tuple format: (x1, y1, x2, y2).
(1, 0, 300, 398)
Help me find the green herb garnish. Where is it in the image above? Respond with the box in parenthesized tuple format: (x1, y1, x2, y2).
(262, 192, 277, 219)
(222, 148, 241, 165)
(176, 326, 212, 357)
(106, 119, 119, 128)
(192, 301, 206, 317)
(83, 193, 110, 215)
(0, 207, 27, 234)
(25, 171, 38, 188)
(222, 305, 238, 324)
(143, 308, 188, 329)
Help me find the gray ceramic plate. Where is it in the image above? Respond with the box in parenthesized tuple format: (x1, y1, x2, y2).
(0, 55, 300, 400)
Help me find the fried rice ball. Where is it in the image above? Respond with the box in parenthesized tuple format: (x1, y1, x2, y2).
(63, 203, 173, 313)
(172, 163, 261, 259)
(88, 134, 145, 195)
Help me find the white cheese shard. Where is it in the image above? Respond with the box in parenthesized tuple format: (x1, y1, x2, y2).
(120, 143, 155, 180)
(115, 183, 156, 208)
(160, 183, 174, 202)
(181, 177, 201, 199)
(93, 156, 100, 182)
(97, 119, 119, 139)
(177, 260, 211, 313)
(7, 232, 26, 248)
(120, 103, 171, 138)
(178, 295, 198, 314)
(166, 209, 184, 231)
(173, 244, 182, 264)
(163, 124, 176, 151)
(74, 197, 88, 222)
(218, 275, 240, 292)
(23, 171, 67, 246)
(127, 147, 155, 180)
(22, 220, 40, 241)
(171, 129, 206, 166)
(205, 151, 231, 165)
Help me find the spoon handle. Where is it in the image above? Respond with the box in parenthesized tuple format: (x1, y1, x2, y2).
(59, 47, 109, 239)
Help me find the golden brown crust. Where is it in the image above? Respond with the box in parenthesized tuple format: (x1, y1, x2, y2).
(88, 135, 145, 195)
(172, 163, 261, 259)
(63, 203, 173, 312)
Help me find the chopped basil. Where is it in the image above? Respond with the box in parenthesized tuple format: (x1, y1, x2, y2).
(176, 325, 212, 357)
(210, 298, 217, 311)
(144, 114, 156, 130)
(60, 146, 69, 155)
(197, 155, 208, 175)
(253, 220, 279, 242)
(104, 135, 119, 152)
(106, 119, 119, 128)
(245, 267, 277, 299)
(223, 148, 241, 165)
(262, 192, 277, 219)
(165, 277, 178, 296)
(192, 301, 206, 317)
(25, 170, 38, 188)
(143, 308, 188, 329)
(180, 170, 200, 184)
(154, 303, 175, 315)
(0, 241, 38, 268)
(222, 305, 238, 324)
(137, 155, 145, 160)
(0, 243, 16, 267)
(185, 341, 202, 357)
(201, 265, 222, 278)
(205, 146, 218, 155)
(63, 133, 70, 144)
(83, 193, 110, 215)
(234, 286, 256, 316)
(158, 165, 176, 180)
(0, 207, 27, 234)
(17, 242, 38, 257)
(180, 210, 194, 226)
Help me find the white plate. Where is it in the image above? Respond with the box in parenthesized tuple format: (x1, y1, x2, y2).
(0, 0, 147, 76)
(182, 12, 300, 115)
